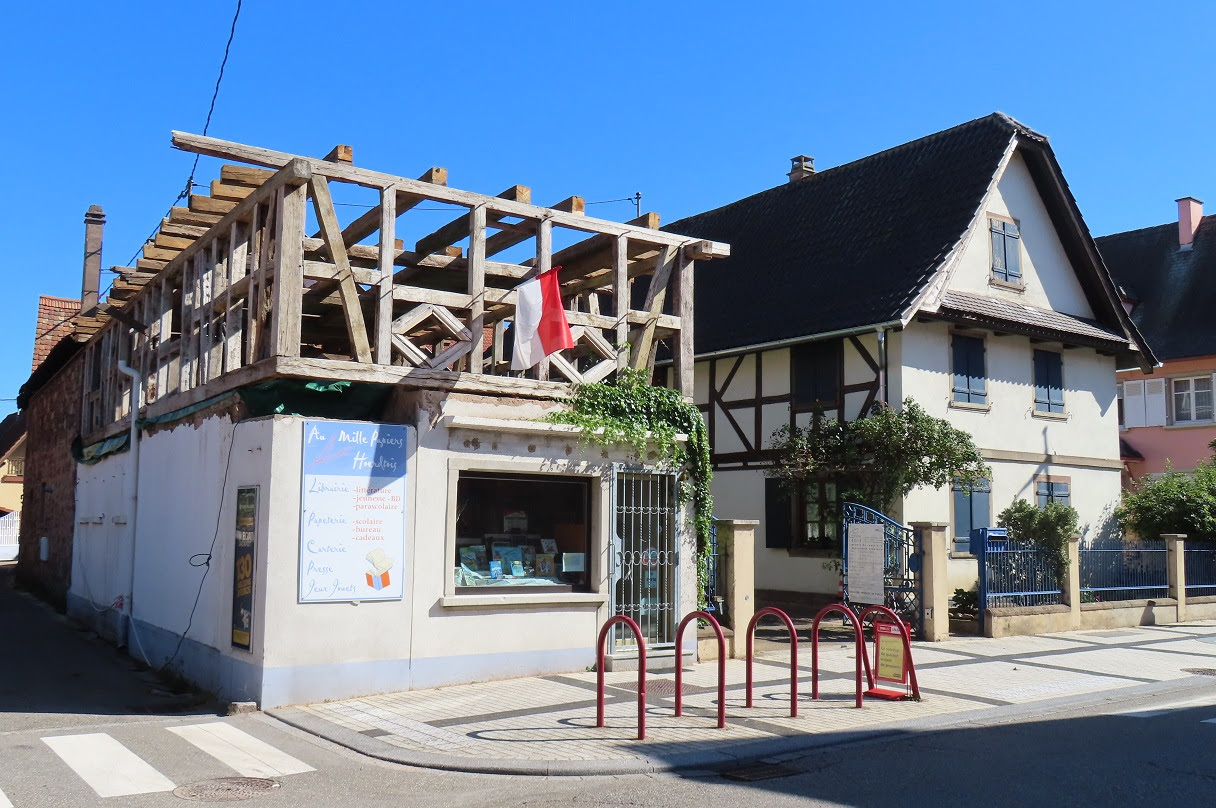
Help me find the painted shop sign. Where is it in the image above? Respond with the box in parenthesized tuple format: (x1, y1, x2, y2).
(231, 486, 258, 650)
(299, 420, 409, 603)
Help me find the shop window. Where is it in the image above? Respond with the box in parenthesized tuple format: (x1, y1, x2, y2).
(453, 471, 591, 593)
(792, 339, 842, 411)
(952, 478, 991, 554)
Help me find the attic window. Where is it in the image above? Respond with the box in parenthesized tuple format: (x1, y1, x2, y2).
(990, 218, 1021, 283)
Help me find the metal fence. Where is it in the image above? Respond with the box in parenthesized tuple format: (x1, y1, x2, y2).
(1184, 541, 1216, 598)
(983, 537, 1063, 608)
(0, 511, 18, 562)
(1080, 540, 1169, 602)
(701, 519, 728, 625)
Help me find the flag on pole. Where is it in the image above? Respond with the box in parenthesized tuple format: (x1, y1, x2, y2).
(511, 267, 574, 370)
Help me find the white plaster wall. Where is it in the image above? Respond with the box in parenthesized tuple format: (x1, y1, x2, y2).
(899, 320, 1119, 460)
(946, 150, 1095, 319)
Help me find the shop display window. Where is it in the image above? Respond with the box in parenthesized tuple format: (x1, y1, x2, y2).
(453, 471, 591, 593)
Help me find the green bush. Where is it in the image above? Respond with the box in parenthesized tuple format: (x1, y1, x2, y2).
(1117, 460, 1216, 541)
(997, 498, 1078, 578)
(951, 587, 979, 617)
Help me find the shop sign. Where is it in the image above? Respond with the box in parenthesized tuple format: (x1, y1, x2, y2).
(231, 486, 258, 650)
(847, 523, 885, 605)
(299, 420, 410, 603)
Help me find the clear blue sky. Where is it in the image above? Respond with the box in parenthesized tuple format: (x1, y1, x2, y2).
(2, 1, 1212, 410)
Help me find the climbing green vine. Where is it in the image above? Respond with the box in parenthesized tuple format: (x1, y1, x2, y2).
(545, 368, 714, 603)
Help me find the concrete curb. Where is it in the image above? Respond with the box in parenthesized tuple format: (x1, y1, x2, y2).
(267, 677, 1214, 777)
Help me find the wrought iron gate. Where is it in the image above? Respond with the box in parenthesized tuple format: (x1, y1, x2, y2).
(841, 502, 924, 638)
(610, 467, 679, 652)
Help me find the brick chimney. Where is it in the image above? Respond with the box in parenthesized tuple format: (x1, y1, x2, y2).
(788, 155, 815, 183)
(82, 205, 105, 314)
(1177, 196, 1203, 249)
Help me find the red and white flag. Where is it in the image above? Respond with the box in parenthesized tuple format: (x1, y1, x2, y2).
(511, 267, 574, 370)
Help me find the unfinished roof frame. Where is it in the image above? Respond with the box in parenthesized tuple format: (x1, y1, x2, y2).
(79, 133, 729, 443)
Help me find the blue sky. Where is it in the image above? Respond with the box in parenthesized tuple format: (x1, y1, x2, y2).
(1, 1, 1212, 409)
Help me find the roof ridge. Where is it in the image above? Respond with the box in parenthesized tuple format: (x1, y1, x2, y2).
(1098, 212, 1216, 241)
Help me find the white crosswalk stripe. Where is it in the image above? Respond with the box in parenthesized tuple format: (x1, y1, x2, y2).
(167, 722, 315, 778)
(0, 786, 13, 808)
(1203, 717, 1216, 724)
(42, 733, 176, 798)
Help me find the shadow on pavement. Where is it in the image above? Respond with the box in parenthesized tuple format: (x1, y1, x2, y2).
(0, 565, 216, 729)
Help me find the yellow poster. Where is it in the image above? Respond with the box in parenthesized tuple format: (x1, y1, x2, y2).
(875, 626, 906, 682)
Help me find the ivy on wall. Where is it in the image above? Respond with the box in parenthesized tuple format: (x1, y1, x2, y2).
(545, 369, 714, 601)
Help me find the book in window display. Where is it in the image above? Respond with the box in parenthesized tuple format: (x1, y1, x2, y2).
(536, 553, 555, 577)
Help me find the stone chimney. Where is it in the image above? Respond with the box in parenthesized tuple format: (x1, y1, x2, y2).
(82, 205, 105, 315)
(1177, 196, 1203, 249)
(788, 155, 815, 183)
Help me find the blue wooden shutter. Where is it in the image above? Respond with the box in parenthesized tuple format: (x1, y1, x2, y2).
(765, 478, 792, 549)
(953, 336, 986, 403)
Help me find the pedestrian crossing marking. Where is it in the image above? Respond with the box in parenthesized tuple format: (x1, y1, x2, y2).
(1203, 718, 1216, 724)
(167, 722, 314, 778)
(0, 786, 12, 808)
(42, 733, 176, 798)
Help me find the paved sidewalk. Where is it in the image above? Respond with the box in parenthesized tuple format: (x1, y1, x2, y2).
(269, 621, 1216, 775)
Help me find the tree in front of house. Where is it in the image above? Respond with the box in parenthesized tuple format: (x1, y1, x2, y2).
(1117, 446, 1216, 542)
(764, 398, 989, 516)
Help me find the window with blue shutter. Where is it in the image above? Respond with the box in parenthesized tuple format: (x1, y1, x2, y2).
(1033, 350, 1065, 413)
(990, 218, 1021, 282)
(952, 478, 991, 554)
(952, 335, 987, 404)
(1035, 479, 1070, 507)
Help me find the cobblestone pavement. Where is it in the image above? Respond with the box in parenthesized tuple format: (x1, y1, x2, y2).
(269, 621, 1216, 774)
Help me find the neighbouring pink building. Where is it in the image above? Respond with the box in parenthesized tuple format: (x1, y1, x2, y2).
(1098, 197, 1215, 481)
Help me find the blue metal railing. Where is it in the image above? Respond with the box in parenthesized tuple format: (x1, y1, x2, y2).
(1080, 540, 1169, 602)
(702, 519, 727, 623)
(841, 502, 923, 638)
(984, 538, 1064, 609)
(1184, 542, 1216, 598)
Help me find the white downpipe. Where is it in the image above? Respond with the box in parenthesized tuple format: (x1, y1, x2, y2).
(116, 361, 140, 650)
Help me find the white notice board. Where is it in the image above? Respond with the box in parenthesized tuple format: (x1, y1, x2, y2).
(847, 523, 886, 605)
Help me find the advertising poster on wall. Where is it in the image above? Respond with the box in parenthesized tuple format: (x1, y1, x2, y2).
(231, 486, 258, 650)
(299, 420, 409, 603)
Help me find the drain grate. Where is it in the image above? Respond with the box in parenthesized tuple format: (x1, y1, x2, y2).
(617, 679, 676, 696)
(722, 763, 797, 782)
(173, 778, 280, 802)
(1182, 668, 1216, 677)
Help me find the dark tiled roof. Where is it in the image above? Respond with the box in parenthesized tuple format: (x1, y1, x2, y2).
(667, 113, 1024, 354)
(937, 290, 1129, 346)
(1120, 437, 1144, 461)
(0, 412, 25, 461)
(1096, 215, 1216, 361)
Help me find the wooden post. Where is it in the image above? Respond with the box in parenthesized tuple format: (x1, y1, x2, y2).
(224, 220, 248, 373)
(310, 175, 372, 363)
(910, 521, 950, 641)
(629, 245, 677, 373)
(467, 204, 487, 374)
(271, 183, 307, 358)
(535, 218, 552, 381)
(674, 252, 694, 397)
(376, 186, 397, 365)
(613, 234, 628, 370)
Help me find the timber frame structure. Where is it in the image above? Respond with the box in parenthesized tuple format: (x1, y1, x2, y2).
(80, 133, 728, 444)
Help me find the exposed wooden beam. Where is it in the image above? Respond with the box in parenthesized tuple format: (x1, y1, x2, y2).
(324, 167, 448, 248)
(189, 195, 236, 215)
(220, 164, 274, 186)
(209, 180, 255, 201)
(483, 196, 584, 257)
(323, 144, 353, 163)
(169, 207, 222, 228)
(414, 185, 530, 258)
(309, 175, 373, 362)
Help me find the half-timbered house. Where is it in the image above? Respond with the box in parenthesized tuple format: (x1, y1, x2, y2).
(663, 113, 1153, 602)
(66, 134, 727, 707)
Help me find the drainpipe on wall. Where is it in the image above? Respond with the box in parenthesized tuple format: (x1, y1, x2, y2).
(876, 327, 888, 407)
(116, 361, 140, 649)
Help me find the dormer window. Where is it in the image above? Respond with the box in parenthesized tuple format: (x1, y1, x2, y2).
(990, 217, 1021, 283)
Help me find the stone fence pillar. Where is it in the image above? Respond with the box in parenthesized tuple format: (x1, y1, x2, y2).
(910, 521, 949, 641)
(719, 519, 756, 658)
(1062, 536, 1081, 629)
(1163, 533, 1187, 622)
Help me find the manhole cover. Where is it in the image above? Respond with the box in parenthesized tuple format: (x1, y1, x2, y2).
(1182, 668, 1216, 677)
(173, 778, 280, 802)
(617, 679, 677, 696)
(722, 763, 797, 782)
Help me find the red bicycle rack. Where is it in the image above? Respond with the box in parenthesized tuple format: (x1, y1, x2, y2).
(810, 603, 866, 709)
(596, 615, 647, 740)
(745, 606, 799, 717)
(674, 610, 726, 728)
(858, 605, 920, 701)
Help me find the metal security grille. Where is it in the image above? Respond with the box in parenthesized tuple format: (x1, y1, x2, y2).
(611, 468, 679, 652)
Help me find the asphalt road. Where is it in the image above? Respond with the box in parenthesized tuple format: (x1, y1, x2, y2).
(2, 567, 1214, 807)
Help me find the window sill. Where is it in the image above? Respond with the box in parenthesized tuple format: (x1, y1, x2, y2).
(950, 552, 977, 560)
(439, 592, 607, 609)
(785, 548, 839, 559)
(1164, 421, 1216, 430)
(1031, 410, 1069, 422)
(988, 277, 1025, 293)
(949, 400, 991, 413)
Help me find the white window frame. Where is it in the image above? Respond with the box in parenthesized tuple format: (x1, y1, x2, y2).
(1172, 374, 1215, 424)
